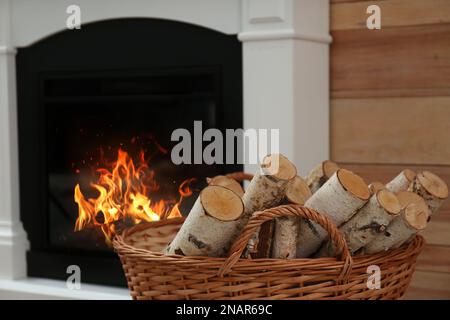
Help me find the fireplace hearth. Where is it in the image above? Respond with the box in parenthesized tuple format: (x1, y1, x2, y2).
(16, 18, 242, 287)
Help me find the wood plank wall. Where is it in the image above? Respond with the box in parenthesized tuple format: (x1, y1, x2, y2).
(330, 0, 450, 299)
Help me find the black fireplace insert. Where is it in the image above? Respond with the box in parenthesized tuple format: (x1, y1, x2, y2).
(16, 18, 242, 287)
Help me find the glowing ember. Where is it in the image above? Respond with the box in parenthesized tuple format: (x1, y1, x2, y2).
(74, 148, 194, 245)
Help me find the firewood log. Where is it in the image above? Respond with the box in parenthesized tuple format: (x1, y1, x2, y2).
(206, 175, 244, 197)
(334, 189, 402, 255)
(385, 169, 416, 193)
(364, 202, 428, 254)
(368, 181, 385, 195)
(271, 217, 298, 259)
(271, 176, 312, 259)
(242, 154, 297, 217)
(396, 191, 429, 215)
(243, 154, 297, 258)
(394, 190, 430, 243)
(296, 169, 370, 258)
(306, 160, 340, 193)
(317, 189, 400, 257)
(408, 170, 448, 215)
(285, 176, 313, 205)
(165, 185, 244, 257)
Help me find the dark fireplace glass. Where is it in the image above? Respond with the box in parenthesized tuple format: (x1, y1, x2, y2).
(45, 71, 219, 252)
(17, 18, 242, 286)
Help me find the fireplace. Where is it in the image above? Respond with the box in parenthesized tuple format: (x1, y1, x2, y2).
(1, 0, 329, 299)
(16, 18, 242, 287)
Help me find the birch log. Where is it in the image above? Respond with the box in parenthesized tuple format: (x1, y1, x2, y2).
(165, 185, 244, 257)
(207, 175, 244, 197)
(285, 176, 312, 206)
(243, 154, 297, 258)
(393, 191, 430, 244)
(396, 191, 429, 214)
(271, 217, 298, 259)
(408, 170, 448, 215)
(364, 203, 428, 254)
(296, 169, 370, 258)
(340, 189, 401, 254)
(242, 154, 297, 217)
(385, 169, 416, 193)
(369, 182, 385, 195)
(271, 176, 312, 259)
(306, 160, 340, 193)
(317, 189, 400, 257)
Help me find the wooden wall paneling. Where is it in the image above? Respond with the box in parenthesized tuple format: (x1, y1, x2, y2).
(415, 245, 450, 274)
(331, 88, 450, 100)
(331, 0, 365, 4)
(331, 24, 450, 97)
(331, 97, 450, 165)
(340, 164, 450, 184)
(331, 0, 450, 31)
(421, 218, 450, 247)
(404, 271, 450, 299)
(331, 0, 450, 299)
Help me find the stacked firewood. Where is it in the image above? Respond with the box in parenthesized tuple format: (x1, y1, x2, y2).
(164, 154, 449, 259)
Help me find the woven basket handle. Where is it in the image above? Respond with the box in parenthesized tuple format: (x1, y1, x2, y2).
(218, 204, 353, 282)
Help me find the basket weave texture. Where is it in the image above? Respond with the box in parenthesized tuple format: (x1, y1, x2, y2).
(113, 172, 424, 300)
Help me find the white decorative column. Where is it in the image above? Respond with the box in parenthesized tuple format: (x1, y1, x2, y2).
(0, 0, 29, 280)
(240, 0, 331, 176)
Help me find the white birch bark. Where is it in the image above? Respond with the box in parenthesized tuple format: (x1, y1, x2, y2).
(364, 203, 428, 254)
(296, 169, 370, 257)
(165, 186, 244, 257)
(386, 169, 416, 193)
(340, 189, 401, 253)
(242, 154, 297, 258)
(271, 176, 311, 259)
(306, 160, 340, 193)
(408, 171, 448, 215)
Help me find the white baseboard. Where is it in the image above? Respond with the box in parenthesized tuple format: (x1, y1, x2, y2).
(0, 278, 131, 300)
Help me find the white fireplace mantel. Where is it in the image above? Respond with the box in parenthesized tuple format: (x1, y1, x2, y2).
(0, 0, 330, 299)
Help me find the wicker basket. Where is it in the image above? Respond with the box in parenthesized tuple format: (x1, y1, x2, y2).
(113, 173, 424, 300)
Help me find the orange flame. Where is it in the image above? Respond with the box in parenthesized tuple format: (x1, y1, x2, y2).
(74, 149, 193, 245)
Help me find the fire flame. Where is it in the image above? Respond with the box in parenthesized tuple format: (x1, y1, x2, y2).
(74, 148, 194, 245)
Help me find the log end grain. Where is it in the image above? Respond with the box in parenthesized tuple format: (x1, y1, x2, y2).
(404, 168, 417, 183)
(396, 191, 428, 213)
(377, 189, 401, 215)
(369, 181, 385, 195)
(285, 176, 312, 205)
(337, 169, 371, 201)
(404, 203, 429, 231)
(306, 160, 340, 192)
(261, 153, 297, 181)
(207, 175, 244, 197)
(201, 186, 244, 221)
(417, 171, 448, 200)
(323, 160, 340, 179)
